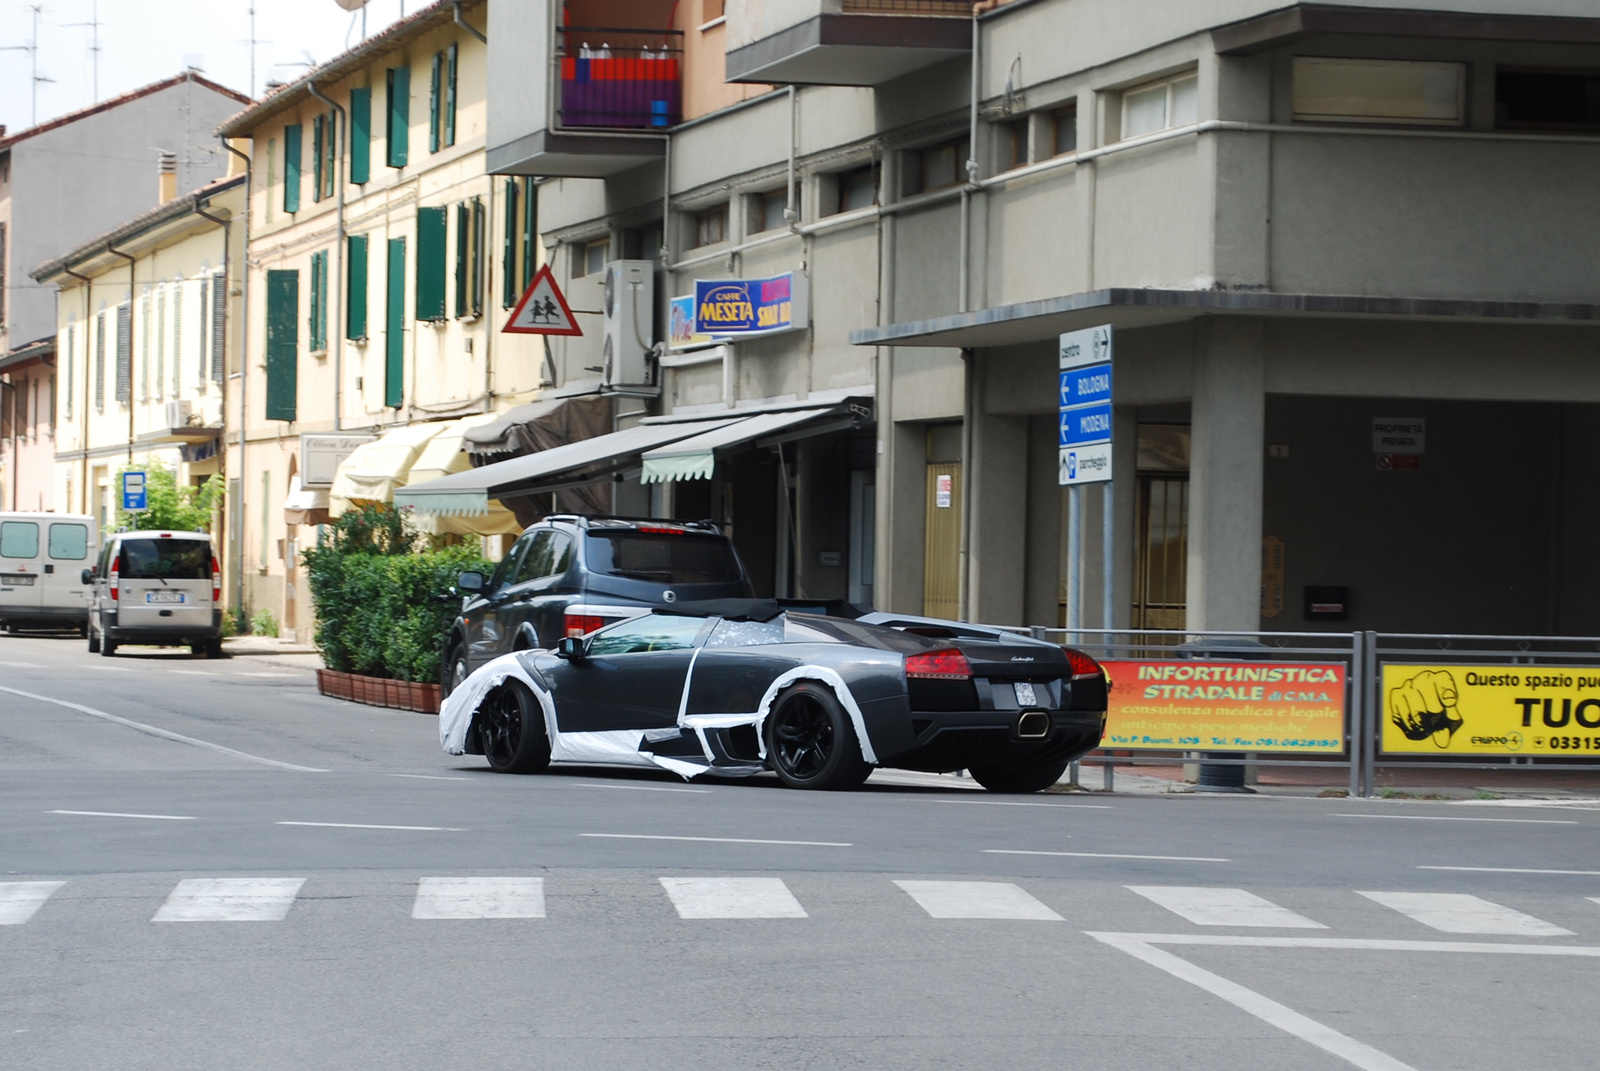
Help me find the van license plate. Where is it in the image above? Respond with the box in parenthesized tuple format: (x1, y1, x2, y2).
(0, 574, 35, 586)
(146, 591, 186, 604)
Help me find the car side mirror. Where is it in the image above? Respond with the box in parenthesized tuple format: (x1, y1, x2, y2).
(456, 570, 486, 594)
(555, 636, 589, 661)
(81, 568, 95, 585)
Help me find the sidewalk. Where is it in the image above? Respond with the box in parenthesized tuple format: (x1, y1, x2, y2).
(1050, 759, 1600, 801)
(221, 635, 324, 670)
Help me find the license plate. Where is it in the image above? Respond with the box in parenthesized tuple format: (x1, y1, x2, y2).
(1014, 682, 1039, 707)
(146, 591, 186, 604)
(1, 574, 35, 586)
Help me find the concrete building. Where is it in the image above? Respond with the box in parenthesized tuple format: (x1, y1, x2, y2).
(0, 72, 248, 512)
(432, 0, 1600, 636)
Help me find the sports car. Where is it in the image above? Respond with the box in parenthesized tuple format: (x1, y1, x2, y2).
(439, 600, 1108, 792)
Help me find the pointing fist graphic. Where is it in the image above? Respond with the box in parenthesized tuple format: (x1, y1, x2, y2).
(1389, 669, 1464, 749)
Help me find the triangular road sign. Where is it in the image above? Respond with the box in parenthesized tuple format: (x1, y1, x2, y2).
(503, 264, 582, 336)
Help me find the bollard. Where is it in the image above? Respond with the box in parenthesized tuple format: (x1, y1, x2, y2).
(1068, 760, 1080, 787)
(1103, 757, 1114, 792)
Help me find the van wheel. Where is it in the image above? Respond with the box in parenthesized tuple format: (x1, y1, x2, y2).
(87, 626, 101, 654)
(205, 639, 226, 659)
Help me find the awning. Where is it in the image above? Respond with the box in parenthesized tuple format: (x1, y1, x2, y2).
(462, 394, 611, 466)
(283, 476, 331, 526)
(403, 414, 523, 536)
(329, 421, 451, 512)
(395, 417, 742, 516)
(640, 407, 845, 483)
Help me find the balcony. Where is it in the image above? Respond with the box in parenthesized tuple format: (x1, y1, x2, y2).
(558, 29, 683, 129)
(725, 0, 974, 87)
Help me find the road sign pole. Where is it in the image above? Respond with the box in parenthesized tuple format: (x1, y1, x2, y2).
(1066, 483, 1082, 643)
(1102, 480, 1114, 632)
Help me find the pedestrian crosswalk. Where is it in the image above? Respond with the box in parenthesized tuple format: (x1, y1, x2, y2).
(1, 878, 1596, 933)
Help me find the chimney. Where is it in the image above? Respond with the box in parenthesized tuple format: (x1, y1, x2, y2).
(158, 150, 178, 203)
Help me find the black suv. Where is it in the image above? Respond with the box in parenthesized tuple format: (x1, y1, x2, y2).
(442, 515, 753, 694)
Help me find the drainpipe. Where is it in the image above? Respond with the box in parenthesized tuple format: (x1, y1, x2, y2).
(104, 243, 137, 464)
(785, 85, 799, 231)
(453, 1, 486, 45)
(958, 9, 980, 313)
(194, 191, 232, 549)
(221, 136, 253, 617)
(62, 266, 93, 513)
(308, 80, 346, 432)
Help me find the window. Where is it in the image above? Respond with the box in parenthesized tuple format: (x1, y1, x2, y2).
(490, 531, 536, 590)
(197, 273, 211, 390)
(512, 531, 571, 584)
(265, 138, 276, 223)
(574, 237, 608, 277)
(1052, 103, 1078, 155)
(997, 119, 1027, 170)
(119, 537, 211, 580)
(702, 0, 725, 22)
(430, 44, 458, 153)
(265, 270, 299, 421)
(386, 65, 411, 168)
(750, 190, 788, 233)
(0, 520, 39, 559)
(835, 165, 877, 213)
(1495, 68, 1600, 132)
(623, 224, 663, 262)
(312, 111, 335, 202)
(48, 522, 88, 560)
(349, 87, 372, 184)
(283, 123, 302, 213)
(455, 199, 484, 318)
(692, 203, 728, 247)
(415, 206, 448, 321)
(911, 137, 969, 193)
(347, 233, 369, 339)
(584, 530, 744, 584)
(138, 290, 151, 401)
(1292, 58, 1463, 126)
(385, 237, 406, 407)
(521, 175, 538, 291)
(63, 319, 73, 420)
(501, 177, 521, 308)
(587, 613, 707, 656)
(1122, 74, 1198, 139)
(210, 269, 226, 382)
(309, 249, 329, 352)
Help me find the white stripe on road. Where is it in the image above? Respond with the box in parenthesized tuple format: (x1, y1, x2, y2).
(49, 809, 195, 821)
(582, 834, 850, 847)
(277, 821, 465, 831)
(152, 878, 305, 922)
(168, 670, 215, 676)
(985, 849, 1229, 862)
(1358, 891, 1573, 936)
(81, 665, 132, 672)
(1333, 813, 1576, 825)
(1090, 931, 1420, 1071)
(1096, 931, 1600, 955)
(575, 783, 714, 794)
(935, 800, 1112, 809)
(413, 877, 546, 919)
(0, 685, 325, 773)
(0, 661, 44, 668)
(896, 880, 1062, 920)
(1128, 886, 1326, 928)
(1420, 866, 1600, 876)
(391, 774, 472, 782)
(0, 882, 66, 925)
(239, 672, 296, 678)
(659, 877, 808, 918)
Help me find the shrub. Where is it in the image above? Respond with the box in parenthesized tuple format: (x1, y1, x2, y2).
(251, 608, 280, 638)
(302, 505, 490, 683)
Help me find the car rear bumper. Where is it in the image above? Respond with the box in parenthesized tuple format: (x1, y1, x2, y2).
(887, 708, 1106, 772)
(0, 606, 88, 627)
(102, 610, 222, 646)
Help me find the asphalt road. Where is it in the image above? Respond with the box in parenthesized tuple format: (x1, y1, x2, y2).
(4, 631, 1600, 1071)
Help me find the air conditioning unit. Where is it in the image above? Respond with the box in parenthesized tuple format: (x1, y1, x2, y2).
(165, 399, 193, 429)
(601, 259, 654, 389)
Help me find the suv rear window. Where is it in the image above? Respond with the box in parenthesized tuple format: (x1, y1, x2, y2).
(118, 539, 211, 580)
(585, 531, 742, 584)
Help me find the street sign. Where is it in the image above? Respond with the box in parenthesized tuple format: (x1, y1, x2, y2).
(1058, 323, 1113, 369)
(503, 264, 582, 335)
(1059, 443, 1113, 485)
(1058, 324, 1113, 486)
(121, 471, 148, 512)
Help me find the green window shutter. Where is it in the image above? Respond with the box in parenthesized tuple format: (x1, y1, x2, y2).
(386, 66, 410, 168)
(501, 177, 519, 309)
(283, 124, 302, 213)
(308, 250, 328, 351)
(265, 270, 299, 422)
(454, 203, 469, 318)
(114, 303, 131, 403)
(346, 234, 369, 339)
(312, 115, 324, 202)
(349, 87, 371, 184)
(445, 43, 458, 148)
(415, 206, 447, 321)
(322, 111, 336, 199)
(93, 312, 104, 411)
(521, 176, 537, 290)
(385, 238, 406, 409)
(429, 51, 442, 154)
(471, 197, 485, 316)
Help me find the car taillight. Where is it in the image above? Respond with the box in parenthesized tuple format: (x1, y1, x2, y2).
(109, 554, 121, 601)
(634, 525, 685, 535)
(1064, 647, 1102, 678)
(211, 556, 221, 604)
(565, 613, 606, 638)
(905, 649, 972, 680)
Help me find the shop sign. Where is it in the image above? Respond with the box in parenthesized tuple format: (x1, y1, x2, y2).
(1101, 659, 1347, 752)
(300, 433, 376, 488)
(693, 272, 809, 336)
(1372, 417, 1425, 454)
(668, 295, 726, 350)
(935, 474, 953, 508)
(1380, 663, 1600, 755)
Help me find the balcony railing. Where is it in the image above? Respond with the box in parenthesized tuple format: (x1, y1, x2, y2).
(558, 28, 683, 130)
(840, 1, 977, 13)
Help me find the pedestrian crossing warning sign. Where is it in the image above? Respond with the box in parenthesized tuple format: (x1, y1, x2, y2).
(503, 264, 582, 336)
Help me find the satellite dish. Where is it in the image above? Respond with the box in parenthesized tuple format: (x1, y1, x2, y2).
(334, 0, 369, 10)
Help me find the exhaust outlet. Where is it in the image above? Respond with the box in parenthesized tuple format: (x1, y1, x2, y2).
(1016, 711, 1050, 739)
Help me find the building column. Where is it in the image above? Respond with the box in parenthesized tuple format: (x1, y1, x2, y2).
(1186, 318, 1265, 630)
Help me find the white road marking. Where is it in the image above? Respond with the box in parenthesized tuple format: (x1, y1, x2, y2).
(1420, 866, 1600, 876)
(1096, 930, 1600, 954)
(0, 660, 44, 668)
(152, 878, 305, 922)
(277, 821, 465, 831)
(81, 665, 132, 672)
(1090, 931, 1420, 1071)
(391, 774, 472, 782)
(985, 849, 1229, 862)
(574, 783, 714, 794)
(413, 877, 545, 919)
(168, 670, 216, 676)
(659, 877, 808, 918)
(239, 672, 297, 678)
(582, 833, 851, 846)
(934, 799, 1112, 809)
(1358, 891, 1573, 936)
(0, 882, 66, 925)
(48, 809, 195, 821)
(896, 880, 1062, 920)
(1127, 886, 1326, 929)
(1333, 813, 1576, 825)
(0, 684, 325, 772)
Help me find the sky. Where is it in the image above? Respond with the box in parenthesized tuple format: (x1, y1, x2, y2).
(0, 0, 416, 135)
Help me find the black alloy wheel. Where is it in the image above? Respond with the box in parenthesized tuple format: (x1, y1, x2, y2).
(442, 641, 470, 698)
(967, 757, 1071, 794)
(478, 680, 551, 774)
(765, 682, 871, 790)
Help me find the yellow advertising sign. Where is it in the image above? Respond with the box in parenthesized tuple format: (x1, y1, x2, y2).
(1381, 663, 1600, 755)
(1102, 660, 1346, 753)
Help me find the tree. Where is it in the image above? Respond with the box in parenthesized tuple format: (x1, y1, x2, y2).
(111, 461, 220, 533)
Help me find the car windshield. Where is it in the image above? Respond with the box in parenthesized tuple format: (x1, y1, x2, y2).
(585, 531, 742, 584)
(119, 539, 211, 580)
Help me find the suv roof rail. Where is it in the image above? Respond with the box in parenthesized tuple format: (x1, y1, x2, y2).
(546, 514, 724, 532)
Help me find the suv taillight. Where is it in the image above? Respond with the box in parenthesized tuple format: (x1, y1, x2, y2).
(905, 649, 972, 680)
(565, 613, 606, 638)
(1064, 648, 1102, 678)
(211, 556, 221, 604)
(109, 554, 121, 601)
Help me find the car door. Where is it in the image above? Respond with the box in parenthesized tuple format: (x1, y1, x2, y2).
(493, 530, 559, 654)
(0, 518, 44, 619)
(465, 531, 535, 666)
(90, 540, 115, 627)
(504, 531, 576, 650)
(541, 613, 710, 733)
(43, 520, 93, 621)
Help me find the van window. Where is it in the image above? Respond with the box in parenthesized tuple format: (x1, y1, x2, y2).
(0, 521, 40, 559)
(48, 523, 90, 560)
(118, 538, 211, 580)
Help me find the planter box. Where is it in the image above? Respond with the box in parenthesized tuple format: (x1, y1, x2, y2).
(317, 669, 440, 714)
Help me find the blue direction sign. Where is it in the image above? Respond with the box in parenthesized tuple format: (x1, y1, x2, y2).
(1058, 324, 1114, 486)
(1060, 364, 1112, 409)
(1059, 403, 1113, 448)
(121, 470, 148, 512)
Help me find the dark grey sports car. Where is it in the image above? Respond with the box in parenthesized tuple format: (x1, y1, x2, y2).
(438, 600, 1107, 792)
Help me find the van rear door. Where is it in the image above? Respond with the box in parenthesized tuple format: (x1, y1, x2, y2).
(113, 536, 214, 629)
(0, 517, 44, 618)
(41, 519, 94, 620)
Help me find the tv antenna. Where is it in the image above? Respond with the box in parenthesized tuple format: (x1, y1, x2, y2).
(60, 0, 102, 102)
(1, 5, 56, 126)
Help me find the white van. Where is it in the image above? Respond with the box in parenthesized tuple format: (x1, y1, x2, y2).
(87, 530, 223, 658)
(0, 512, 97, 634)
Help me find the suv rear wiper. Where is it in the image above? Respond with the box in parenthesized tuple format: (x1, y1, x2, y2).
(608, 569, 672, 580)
